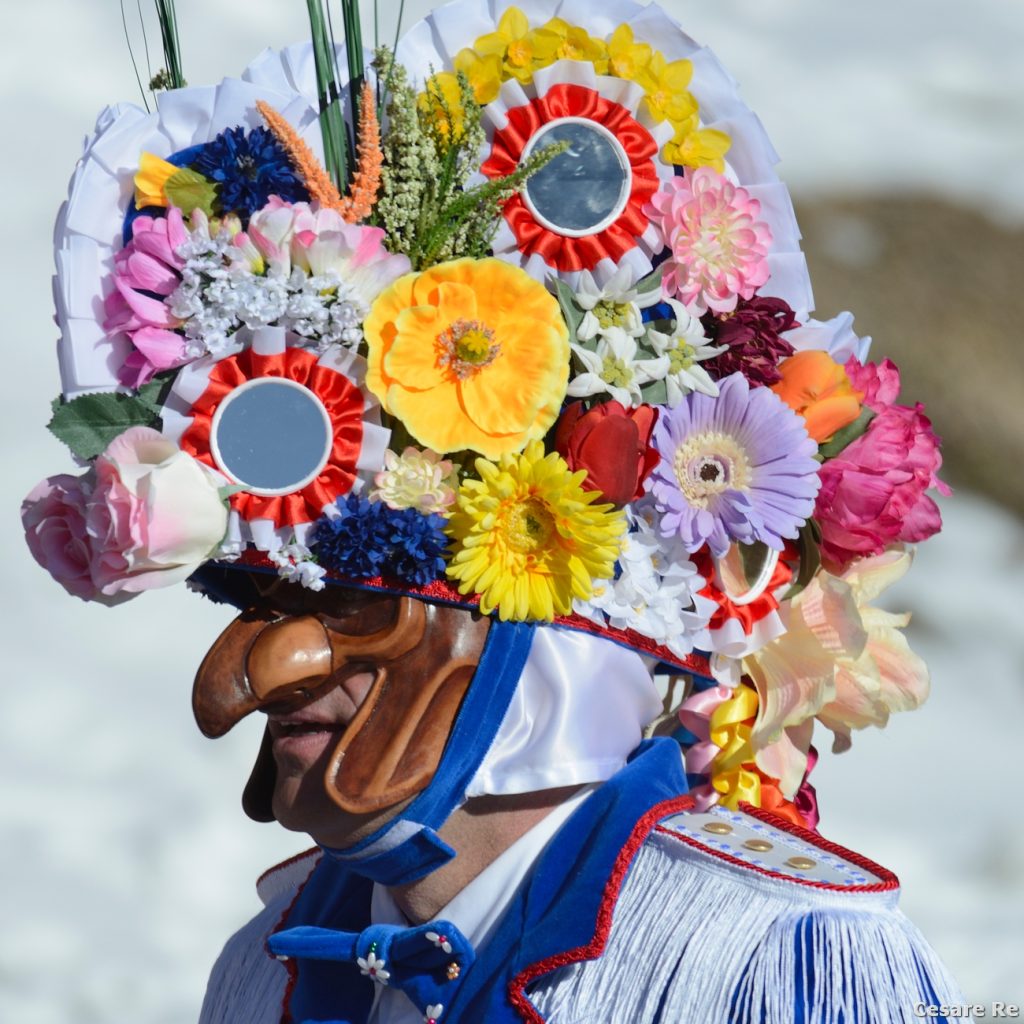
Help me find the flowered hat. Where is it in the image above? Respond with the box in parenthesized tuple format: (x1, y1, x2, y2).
(22, 0, 949, 830)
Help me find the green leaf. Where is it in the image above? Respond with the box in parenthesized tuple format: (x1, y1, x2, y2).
(552, 278, 584, 340)
(782, 519, 823, 602)
(47, 391, 162, 461)
(639, 378, 669, 406)
(164, 166, 217, 217)
(634, 264, 667, 297)
(817, 407, 876, 460)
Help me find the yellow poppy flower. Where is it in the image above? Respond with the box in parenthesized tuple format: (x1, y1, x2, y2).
(134, 151, 179, 209)
(445, 440, 626, 620)
(364, 259, 570, 459)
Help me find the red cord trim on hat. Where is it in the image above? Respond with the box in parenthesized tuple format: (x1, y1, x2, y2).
(507, 794, 696, 1022)
(227, 554, 713, 678)
(653, 803, 899, 893)
(260, 849, 321, 1024)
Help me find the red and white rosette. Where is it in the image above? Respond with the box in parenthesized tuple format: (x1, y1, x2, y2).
(162, 326, 389, 554)
(397, 0, 814, 315)
(475, 60, 673, 288)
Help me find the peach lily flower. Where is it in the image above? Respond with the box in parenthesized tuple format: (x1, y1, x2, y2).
(743, 547, 929, 795)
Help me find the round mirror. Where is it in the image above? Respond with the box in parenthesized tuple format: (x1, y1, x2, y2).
(210, 378, 333, 496)
(714, 541, 781, 606)
(521, 118, 632, 237)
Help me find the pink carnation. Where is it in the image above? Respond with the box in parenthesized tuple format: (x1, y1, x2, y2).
(104, 208, 189, 387)
(815, 359, 950, 566)
(646, 167, 772, 315)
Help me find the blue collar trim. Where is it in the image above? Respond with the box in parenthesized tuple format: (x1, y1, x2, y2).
(321, 619, 537, 886)
(278, 738, 689, 1023)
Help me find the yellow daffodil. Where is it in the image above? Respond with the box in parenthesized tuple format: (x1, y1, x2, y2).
(638, 53, 696, 125)
(364, 258, 569, 458)
(453, 47, 503, 105)
(134, 151, 180, 209)
(664, 120, 732, 173)
(445, 440, 626, 620)
(542, 17, 609, 72)
(607, 24, 652, 82)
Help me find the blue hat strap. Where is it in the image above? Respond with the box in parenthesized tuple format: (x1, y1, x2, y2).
(322, 619, 537, 886)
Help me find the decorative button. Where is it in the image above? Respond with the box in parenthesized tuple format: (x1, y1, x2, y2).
(743, 839, 774, 852)
(785, 856, 817, 871)
(703, 822, 733, 835)
(446, 962, 461, 980)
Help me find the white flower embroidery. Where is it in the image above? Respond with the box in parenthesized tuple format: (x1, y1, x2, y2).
(356, 950, 391, 984)
(425, 930, 453, 954)
(424, 1005, 445, 1024)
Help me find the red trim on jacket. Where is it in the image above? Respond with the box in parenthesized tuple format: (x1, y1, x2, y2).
(506, 793, 696, 1023)
(654, 802, 899, 893)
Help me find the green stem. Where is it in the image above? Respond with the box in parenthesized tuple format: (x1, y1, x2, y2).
(306, 0, 349, 189)
(153, 0, 185, 89)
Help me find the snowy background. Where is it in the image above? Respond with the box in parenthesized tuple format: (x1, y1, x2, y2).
(2, 0, 1022, 1020)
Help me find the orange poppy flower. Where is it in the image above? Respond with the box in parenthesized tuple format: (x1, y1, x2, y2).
(364, 258, 569, 458)
(770, 350, 863, 443)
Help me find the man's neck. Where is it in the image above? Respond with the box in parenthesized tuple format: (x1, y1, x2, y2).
(386, 785, 584, 924)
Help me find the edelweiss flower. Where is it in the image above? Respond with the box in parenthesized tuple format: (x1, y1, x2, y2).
(574, 267, 659, 342)
(575, 507, 713, 658)
(647, 372, 820, 556)
(646, 298, 725, 405)
(568, 328, 669, 408)
(357, 950, 390, 984)
(446, 441, 625, 621)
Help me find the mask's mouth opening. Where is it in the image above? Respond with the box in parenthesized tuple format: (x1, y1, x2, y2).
(193, 588, 492, 825)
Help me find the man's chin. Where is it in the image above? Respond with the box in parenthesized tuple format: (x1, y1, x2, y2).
(271, 778, 413, 851)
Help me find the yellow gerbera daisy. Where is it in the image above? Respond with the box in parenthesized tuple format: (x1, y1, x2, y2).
(445, 440, 626, 621)
(364, 258, 569, 459)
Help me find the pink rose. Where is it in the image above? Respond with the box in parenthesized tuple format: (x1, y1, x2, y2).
(22, 428, 229, 604)
(86, 427, 229, 598)
(22, 473, 110, 602)
(815, 359, 950, 565)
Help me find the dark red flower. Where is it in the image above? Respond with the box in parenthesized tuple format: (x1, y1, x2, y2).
(700, 295, 799, 387)
(553, 401, 660, 507)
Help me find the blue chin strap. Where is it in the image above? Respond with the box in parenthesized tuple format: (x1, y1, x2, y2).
(320, 619, 537, 886)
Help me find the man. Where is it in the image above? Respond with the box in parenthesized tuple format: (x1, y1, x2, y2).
(193, 571, 966, 1024)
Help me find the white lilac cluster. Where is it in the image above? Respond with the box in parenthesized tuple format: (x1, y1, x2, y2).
(575, 501, 716, 660)
(268, 543, 327, 591)
(168, 221, 367, 358)
(566, 269, 724, 410)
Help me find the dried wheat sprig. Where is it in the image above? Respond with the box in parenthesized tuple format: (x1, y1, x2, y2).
(338, 81, 383, 223)
(256, 99, 344, 208)
(257, 92, 382, 223)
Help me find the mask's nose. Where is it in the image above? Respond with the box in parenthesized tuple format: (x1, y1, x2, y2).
(246, 615, 333, 700)
(192, 610, 336, 737)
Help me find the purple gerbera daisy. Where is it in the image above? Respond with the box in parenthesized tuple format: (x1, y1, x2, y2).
(647, 372, 820, 556)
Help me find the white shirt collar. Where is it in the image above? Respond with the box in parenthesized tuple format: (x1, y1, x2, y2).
(367, 787, 596, 1024)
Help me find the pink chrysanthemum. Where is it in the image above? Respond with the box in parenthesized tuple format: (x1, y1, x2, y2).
(647, 167, 772, 315)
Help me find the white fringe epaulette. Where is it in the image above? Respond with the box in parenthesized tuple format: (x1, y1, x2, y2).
(199, 849, 320, 1024)
(527, 804, 970, 1024)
